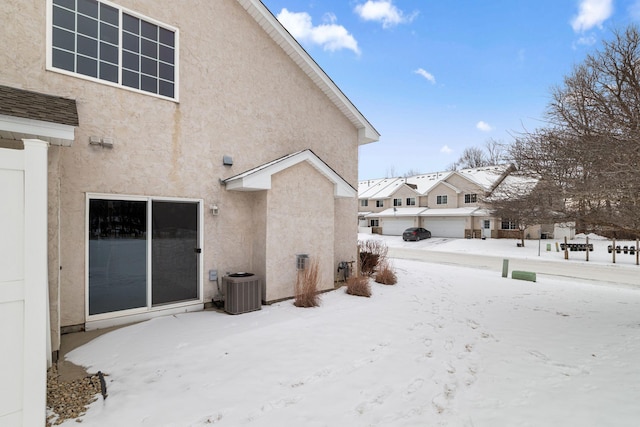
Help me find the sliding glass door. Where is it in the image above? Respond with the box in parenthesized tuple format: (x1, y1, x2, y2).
(88, 196, 200, 317)
(151, 201, 199, 306)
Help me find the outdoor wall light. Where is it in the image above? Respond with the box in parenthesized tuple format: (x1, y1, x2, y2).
(89, 136, 114, 148)
(223, 155, 233, 166)
(210, 204, 219, 216)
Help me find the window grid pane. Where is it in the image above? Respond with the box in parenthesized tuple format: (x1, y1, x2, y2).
(51, 1, 176, 99)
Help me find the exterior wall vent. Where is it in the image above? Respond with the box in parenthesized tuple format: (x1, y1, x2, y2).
(223, 273, 261, 314)
(296, 254, 309, 270)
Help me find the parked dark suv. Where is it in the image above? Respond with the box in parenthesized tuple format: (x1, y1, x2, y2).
(402, 227, 431, 241)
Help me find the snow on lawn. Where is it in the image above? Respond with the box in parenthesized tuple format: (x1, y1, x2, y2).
(62, 258, 640, 426)
(364, 232, 640, 267)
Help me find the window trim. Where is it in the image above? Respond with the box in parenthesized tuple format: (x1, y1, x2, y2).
(376, 200, 384, 208)
(436, 195, 448, 205)
(46, 0, 180, 102)
(393, 198, 402, 207)
(360, 199, 368, 207)
(465, 193, 478, 204)
(406, 197, 416, 206)
(501, 220, 518, 230)
(370, 219, 379, 227)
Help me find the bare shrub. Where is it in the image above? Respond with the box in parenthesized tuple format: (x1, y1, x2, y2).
(375, 260, 397, 285)
(294, 259, 321, 307)
(358, 239, 389, 276)
(346, 275, 371, 297)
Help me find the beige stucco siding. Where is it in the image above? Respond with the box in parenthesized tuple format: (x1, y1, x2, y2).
(427, 183, 459, 208)
(389, 186, 420, 207)
(264, 162, 335, 302)
(1, 0, 364, 336)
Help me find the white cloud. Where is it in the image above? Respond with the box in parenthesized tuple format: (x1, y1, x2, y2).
(354, 1, 418, 29)
(277, 9, 360, 54)
(571, 0, 613, 32)
(414, 68, 436, 84)
(476, 121, 493, 132)
(440, 145, 452, 154)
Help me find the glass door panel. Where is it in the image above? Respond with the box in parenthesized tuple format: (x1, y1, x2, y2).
(88, 199, 147, 315)
(151, 201, 199, 305)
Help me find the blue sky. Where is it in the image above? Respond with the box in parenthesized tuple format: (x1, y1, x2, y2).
(259, 0, 640, 179)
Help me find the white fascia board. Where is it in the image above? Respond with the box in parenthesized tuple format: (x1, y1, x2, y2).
(0, 114, 75, 145)
(224, 150, 356, 198)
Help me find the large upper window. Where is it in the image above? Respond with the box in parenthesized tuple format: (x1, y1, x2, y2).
(436, 195, 448, 205)
(465, 194, 478, 203)
(50, 0, 177, 99)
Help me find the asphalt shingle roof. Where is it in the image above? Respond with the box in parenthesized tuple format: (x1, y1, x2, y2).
(0, 85, 78, 127)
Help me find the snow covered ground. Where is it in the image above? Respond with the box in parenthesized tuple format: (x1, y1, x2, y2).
(59, 235, 640, 426)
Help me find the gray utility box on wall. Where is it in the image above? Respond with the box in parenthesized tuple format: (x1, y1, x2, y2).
(223, 273, 261, 315)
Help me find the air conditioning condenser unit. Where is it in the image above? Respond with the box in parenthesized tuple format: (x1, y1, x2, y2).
(223, 273, 261, 314)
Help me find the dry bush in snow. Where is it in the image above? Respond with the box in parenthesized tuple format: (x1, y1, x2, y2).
(358, 239, 389, 276)
(346, 275, 371, 297)
(294, 259, 321, 307)
(375, 260, 397, 285)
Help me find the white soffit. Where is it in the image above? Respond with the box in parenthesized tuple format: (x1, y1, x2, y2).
(223, 149, 356, 198)
(236, 0, 380, 145)
(0, 114, 75, 146)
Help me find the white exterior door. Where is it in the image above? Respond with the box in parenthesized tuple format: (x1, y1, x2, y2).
(482, 219, 492, 238)
(382, 218, 415, 235)
(423, 218, 465, 238)
(0, 141, 49, 427)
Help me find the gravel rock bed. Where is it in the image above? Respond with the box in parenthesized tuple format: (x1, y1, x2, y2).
(46, 365, 105, 426)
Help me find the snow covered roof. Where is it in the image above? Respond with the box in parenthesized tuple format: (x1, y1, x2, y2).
(358, 178, 413, 199)
(489, 174, 539, 200)
(404, 172, 452, 194)
(455, 165, 511, 191)
(223, 149, 356, 197)
(358, 165, 512, 198)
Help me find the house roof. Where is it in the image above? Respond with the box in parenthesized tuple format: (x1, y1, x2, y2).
(0, 85, 78, 146)
(358, 177, 401, 199)
(455, 165, 511, 191)
(237, 0, 379, 145)
(489, 174, 539, 200)
(223, 149, 356, 197)
(0, 85, 78, 127)
(359, 178, 420, 200)
(404, 172, 452, 194)
(359, 165, 513, 197)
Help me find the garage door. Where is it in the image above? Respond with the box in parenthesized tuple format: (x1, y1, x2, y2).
(382, 218, 415, 235)
(423, 218, 465, 238)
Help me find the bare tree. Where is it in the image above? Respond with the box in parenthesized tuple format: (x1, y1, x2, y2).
(453, 146, 489, 169)
(510, 25, 640, 237)
(484, 138, 507, 165)
(487, 177, 559, 247)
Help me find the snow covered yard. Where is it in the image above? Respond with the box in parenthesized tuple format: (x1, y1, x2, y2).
(60, 253, 640, 426)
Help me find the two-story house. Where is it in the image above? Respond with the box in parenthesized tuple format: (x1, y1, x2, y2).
(0, 2, 379, 419)
(359, 166, 512, 238)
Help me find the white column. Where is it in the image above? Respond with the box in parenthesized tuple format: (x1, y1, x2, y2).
(22, 138, 49, 427)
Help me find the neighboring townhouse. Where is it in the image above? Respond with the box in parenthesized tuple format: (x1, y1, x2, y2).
(359, 165, 512, 238)
(0, 2, 379, 419)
